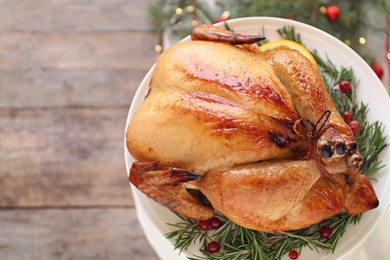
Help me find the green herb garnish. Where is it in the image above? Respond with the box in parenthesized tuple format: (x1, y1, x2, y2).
(165, 26, 388, 260)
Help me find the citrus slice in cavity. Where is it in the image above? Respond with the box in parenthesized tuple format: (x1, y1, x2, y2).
(259, 39, 317, 67)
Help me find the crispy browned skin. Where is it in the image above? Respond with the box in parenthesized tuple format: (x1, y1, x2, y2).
(264, 49, 378, 226)
(127, 25, 378, 232)
(130, 162, 214, 220)
(344, 169, 379, 215)
(191, 24, 266, 44)
(266, 51, 363, 170)
(196, 160, 324, 231)
(127, 40, 306, 173)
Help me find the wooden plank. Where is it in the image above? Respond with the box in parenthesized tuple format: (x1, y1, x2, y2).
(0, 31, 157, 70)
(0, 69, 148, 109)
(0, 107, 136, 207)
(0, 0, 154, 31)
(0, 207, 159, 260)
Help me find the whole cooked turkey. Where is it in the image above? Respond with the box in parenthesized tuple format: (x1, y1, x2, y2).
(126, 25, 378, 232)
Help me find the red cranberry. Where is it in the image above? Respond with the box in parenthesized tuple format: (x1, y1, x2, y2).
(320, 226, 333, 239)
(207, 241, 220, 253)
(343, 111, 353, 122)
(348, 120, 360, 133)
(209, 217, 222, 229)
(289, 249, 299, 259)
(198, 220, 210, 231)
(339, 80, 351, 92)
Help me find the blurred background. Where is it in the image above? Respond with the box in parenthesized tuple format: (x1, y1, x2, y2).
(149, 0, 389, 92)
(0, 1, 388, 260)
(0, 0, 158, 259)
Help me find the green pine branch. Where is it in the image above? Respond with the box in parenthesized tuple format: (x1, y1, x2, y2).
(148, 0, 390, 63)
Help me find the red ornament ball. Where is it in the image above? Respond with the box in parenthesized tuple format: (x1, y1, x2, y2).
(320, 226, 333, 239)
(207, 241, 221, 254)
(343, 111, 353, 122)
(371, 63, 384, 80)
(289, 250, 299, 259)
(326, 5, 340, 21)
(348, 120, 361, 133)
(339, 80, 351, 92)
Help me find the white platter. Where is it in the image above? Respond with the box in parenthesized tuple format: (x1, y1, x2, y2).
(124, 17, 390, 260)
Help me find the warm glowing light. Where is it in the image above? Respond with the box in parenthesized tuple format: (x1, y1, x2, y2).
(192, 20, 198, 26)
(359, 37, 366, 45)
(186, 5, 195, 12)
(222, 10, 231, 18)
(155, 45, 162, 52)
(387, 52, 390, 60)
(175, 8, 182, 15)
(319, 6, 326, 14)
(344, 39, 351, 46)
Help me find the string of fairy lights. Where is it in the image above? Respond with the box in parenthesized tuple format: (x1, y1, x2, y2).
(153, 5, 228, 53)
(149, 4, 390, 89)
(153, 5, 379, 54)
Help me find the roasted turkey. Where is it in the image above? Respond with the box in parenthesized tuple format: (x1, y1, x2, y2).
(126, 25, 378, 232)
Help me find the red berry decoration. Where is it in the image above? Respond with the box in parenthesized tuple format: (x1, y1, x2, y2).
(198, 220, 210, 231)
(215, 11, 230, 23)
(207, 241, 220, 254)
(339, 80, 351, 92)
(348, 120, 361, 133)
(215, 16, 227, 23)
(209, 217, 222, 229)
(371, 63, 384, 80)
(325, 5, 340, 21)
(343, 111, 353, 122)
(289, 250, 299, 259)
(320, 226, 333, 239)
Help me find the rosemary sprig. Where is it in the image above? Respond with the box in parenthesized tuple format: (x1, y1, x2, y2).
(167, 212, 362, 260)
(277, 26, 302, 44)
(358, 121, 387, 176)
(165, 214, 210, 254)
(165, 26, 388, 260)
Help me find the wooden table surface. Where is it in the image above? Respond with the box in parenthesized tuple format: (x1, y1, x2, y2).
(0, 1, 159, 259)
